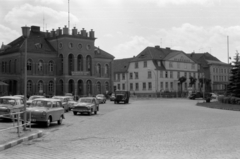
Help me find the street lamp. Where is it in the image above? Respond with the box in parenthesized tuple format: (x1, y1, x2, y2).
(22, 26, 30, 130)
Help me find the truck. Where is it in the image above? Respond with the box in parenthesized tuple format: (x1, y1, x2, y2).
(114, 91, 130, 104)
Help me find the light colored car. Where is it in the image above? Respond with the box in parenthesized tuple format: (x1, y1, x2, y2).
(25, 98, 64, 127)
(0, 96, 24, 120)
(72, 97, 99, 115)
(67, 98, 77, 110)
(210, 93, 218, 99)
(110, 94, 115, 101)
(96, 94, 106, 104)
(27, 95, 45, 106)
(52, 96, 70, 112)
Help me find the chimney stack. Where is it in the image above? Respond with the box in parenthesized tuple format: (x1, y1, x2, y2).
(72, 27, 78, 36)
(63, 25, 69, 35)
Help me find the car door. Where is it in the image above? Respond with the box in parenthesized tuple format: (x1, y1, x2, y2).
(49, 101, 57, 122)
(56, 101, 64, 119)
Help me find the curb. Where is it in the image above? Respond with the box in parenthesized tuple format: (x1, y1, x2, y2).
(0, 130, 43, 151)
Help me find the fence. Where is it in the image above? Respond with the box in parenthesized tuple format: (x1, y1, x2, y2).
(0, 111, 31, 138)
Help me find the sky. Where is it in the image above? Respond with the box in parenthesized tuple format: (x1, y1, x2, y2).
(1, 0, 240, 63)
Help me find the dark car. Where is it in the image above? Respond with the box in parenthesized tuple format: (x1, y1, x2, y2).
(114, 91, 130, 104)
(189, 92, 203, 100)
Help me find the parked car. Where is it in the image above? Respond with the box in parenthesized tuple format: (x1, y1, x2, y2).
(67, 97, 78, 110)
(189, 92, 203, 100)
(27, 95, 45, 106)
(72, 97, 99, 115)
(96, 94, 106, 104)
(0, 96, 24, 120)
(14, 95, 27, 101)
(110, 93, 115, 101)
(52, 96, 70, 112)
(25, 98, 65, 127)
(210, 93, 218, 99)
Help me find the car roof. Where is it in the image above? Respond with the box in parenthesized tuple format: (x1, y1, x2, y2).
(0, 96, 22, 99)
(79, 97, 96, 99)
(52, 96, 69, 99)
(33, 98, 61, 102)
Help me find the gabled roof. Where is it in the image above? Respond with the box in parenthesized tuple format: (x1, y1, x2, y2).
(206, 60, 229, 66)
(94, 47, 115, 59)
(187, 52, 220, 62)
(113, 58, 133, 73)
(0, 27, 57, 55)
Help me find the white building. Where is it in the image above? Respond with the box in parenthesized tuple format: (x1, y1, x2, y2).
(113, 46, 201, 96)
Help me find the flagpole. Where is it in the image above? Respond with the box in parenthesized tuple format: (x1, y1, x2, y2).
(227, 36, 229, 64)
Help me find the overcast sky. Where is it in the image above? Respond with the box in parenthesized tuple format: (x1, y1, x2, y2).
(1, 0, 240, 63)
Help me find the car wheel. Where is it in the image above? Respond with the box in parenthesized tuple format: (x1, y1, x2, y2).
(58, 116, 63, 125)
(45, 117, 51, 127)
(73, 111, 77, 115)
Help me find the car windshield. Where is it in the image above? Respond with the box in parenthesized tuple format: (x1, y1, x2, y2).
(0, 98, 16, 105)
(52, 97, 64, 102)
(97, 95, 104, 97)
(78, 98, 92, 103)
(32, 100, 52, 108)
(29, 96, 42, 100)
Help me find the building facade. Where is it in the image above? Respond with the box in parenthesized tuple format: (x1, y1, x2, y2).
(0, 25, 114, 97)
(113, 46, 201, 96)
(188, 52, 231, 93)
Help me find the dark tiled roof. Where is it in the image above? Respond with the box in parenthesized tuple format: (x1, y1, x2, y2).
(94, 47, 115, 59)
(187, 52, 220, 62)
(113, 58, 133, 73)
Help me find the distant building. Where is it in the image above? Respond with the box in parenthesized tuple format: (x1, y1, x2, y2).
(0, 25, 114, 96)
(113, 46, 201, 97)
(187, 52, 231, 93)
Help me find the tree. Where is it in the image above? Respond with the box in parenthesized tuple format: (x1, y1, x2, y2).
(178, 76, 186, 93)
(199, 78, 211, 92)
(189, 76, 197, 87)
(227, 52, 240, 97)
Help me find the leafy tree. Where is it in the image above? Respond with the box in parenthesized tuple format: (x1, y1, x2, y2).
(178, 76, 186, 93)
(189, 76, 197, 87)
(199, 77, 211, 92)
(227, 52, 240, 97)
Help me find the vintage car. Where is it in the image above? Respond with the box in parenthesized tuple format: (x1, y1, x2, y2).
(52, 96, 70, 112)
(96, 94, 106, 104)
(26, 98, 64, 127)
(72, 97, 99, 115)
(0, 96, 24, 120)
(110, 93, 116, 101)
(26, 95, 45, 106)
(67, 97, 77, 110)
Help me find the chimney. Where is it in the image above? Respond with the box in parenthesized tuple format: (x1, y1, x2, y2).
(63, 25, 69, 35)
(155, 45, 160, 49)
(72, 27, 78, 36)
(166, 47, 171, 51)
(89, 29, 95, 38)
(81, 28, 87, 37)
(56, 27, 62, 36)
(31, 26, 40, 33)
(50, 29, 55, 37)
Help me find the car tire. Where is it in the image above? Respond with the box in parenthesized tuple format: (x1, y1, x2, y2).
(73, 111, 77, 115)
(45, 117, 51, 127)
(58, 116, 63, 125)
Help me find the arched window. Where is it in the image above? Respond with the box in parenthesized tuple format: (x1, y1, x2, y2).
(49, 61, 54, 72)
(59, 80, 64, 95)
(27, 59, 32, 71)
(86, 80, 92, 96)
(59, 54, 63, 74)
(38, 80, 43, 94)
(105, 64, 109, 76)
(68, 79, 74, 94)
(97, 82, 101, 94)
(9, 60, 11, 73)
(38, 60, 43, 71)
(49, 81, 53, 92)
(14, 59, 17, 73)
(68, 54, 74, 75)
(77, 55, 83, 71)
(27, 80, 32, 92)
(86, 55, 92, 75)
(97, 64, 101, 77)
(105, 82, 109, 92)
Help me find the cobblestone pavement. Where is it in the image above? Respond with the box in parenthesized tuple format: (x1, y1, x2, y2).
(1, 99, 240, 159)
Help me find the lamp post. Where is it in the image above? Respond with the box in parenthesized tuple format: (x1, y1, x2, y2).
(22, 26, 30, 130)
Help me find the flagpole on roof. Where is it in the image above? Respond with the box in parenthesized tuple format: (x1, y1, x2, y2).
(227, 36, 229, 64)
